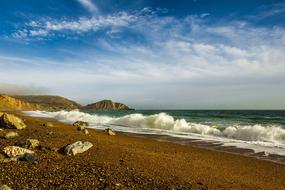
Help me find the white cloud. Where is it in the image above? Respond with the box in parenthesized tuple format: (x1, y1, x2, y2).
(3, 7, 285, 108)
(13, 11, 138, 39)
(76, 0, 99, 14)
(200, 13, 210, 18)
(30, 29, 49, 36)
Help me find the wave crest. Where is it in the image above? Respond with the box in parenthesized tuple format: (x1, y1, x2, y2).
(26, 110, 285, 144)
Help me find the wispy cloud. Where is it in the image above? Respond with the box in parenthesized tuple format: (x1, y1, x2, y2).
(11, 11, 140, 40)
(250, 3, 285, 20)
(76, 0, 99, 14)
(2, 6, 285, 108)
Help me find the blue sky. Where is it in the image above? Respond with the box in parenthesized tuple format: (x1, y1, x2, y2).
(0, 0, 285, 109)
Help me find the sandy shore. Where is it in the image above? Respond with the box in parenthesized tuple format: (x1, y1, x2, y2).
(0, 113, 285, 190)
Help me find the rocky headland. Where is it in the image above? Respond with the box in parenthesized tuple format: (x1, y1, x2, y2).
(82, 100, 133, 110)
(0, 94, 133, 111)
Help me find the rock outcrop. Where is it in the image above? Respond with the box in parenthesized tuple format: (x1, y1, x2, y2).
(0, 113, 27, 129)
(0, 94, 45, 111)
(14, 95, 82, 110)
(82, 100, 133, 110)
(64, 141, 93, 156)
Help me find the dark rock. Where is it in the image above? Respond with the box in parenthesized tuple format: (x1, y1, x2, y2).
(19, 153, 37, 162)
(38, 145, 51, 153)
(73, 121, 89, 128)
(15, 139, 40, 149)
(15, 140, 28, 148)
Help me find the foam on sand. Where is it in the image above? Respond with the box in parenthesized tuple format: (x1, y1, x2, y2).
(24, 110, 285, 156)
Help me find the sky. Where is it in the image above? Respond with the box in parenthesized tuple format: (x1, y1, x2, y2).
(0, 0, 285, 109)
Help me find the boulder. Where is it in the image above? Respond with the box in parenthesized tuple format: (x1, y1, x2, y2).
(3, 146, 34, 158)
(0, 185, 12, 190)
(73, 121, 89, 127)
(105, 128, 116, 136)
(5, 131, 19, 139)
(64, 141, 93, 156)
(15, 139, 40, 149)
(0, 113, 26, 130)
(43, 122, 54, 127)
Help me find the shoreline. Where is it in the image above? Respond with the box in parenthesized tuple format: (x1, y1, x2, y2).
(1, 112, 285, 189)
(120, 132, 285, 165)
(28, 111, 285, 165)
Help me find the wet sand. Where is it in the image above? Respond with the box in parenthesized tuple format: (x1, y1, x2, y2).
(128, 133, 285, 164)
(0, 113, 285, 189)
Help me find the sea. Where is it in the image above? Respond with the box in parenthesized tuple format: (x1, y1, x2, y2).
(25, 109, 285, 162)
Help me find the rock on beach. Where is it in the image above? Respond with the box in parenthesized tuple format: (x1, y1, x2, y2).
(64, 141, 93, 156)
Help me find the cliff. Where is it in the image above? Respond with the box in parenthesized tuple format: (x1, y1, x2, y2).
(13, 95, 82, 111)
(1, 94, 132, 111)
(82, 100, 132, 110)
(0, 94, 47, 111)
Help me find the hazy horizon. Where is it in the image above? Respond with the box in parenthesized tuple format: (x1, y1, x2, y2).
(1, 0, 285, 109)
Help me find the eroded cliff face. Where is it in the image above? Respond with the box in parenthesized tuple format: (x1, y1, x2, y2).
(83, 100, 132, 110)
(14, 95, 81, 110)
(1, 94, 132, 111)
(0, 94, 46, 111)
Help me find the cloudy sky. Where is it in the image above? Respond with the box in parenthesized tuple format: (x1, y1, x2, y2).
(0, 0, 285, 109)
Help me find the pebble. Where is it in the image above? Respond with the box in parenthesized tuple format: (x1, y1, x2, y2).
(105, 128, 116, 136)
(83, 128, 89, 135)
(5, 132, 19, 139)
(43, 122, 54, 127)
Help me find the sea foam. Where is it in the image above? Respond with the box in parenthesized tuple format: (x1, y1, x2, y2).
(25, 110, 285, 145)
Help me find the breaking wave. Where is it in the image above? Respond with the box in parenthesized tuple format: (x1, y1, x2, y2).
(25, 110, 285, 145)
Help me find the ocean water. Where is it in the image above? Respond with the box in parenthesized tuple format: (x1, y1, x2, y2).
(25, 109, 285, 156)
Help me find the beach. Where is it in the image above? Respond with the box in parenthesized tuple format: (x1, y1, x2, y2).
(0, 112, 285, 190)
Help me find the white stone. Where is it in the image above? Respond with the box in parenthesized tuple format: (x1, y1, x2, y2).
(5, 132, 19, 139)
(64, 141, 93, 156)
(3, 146, 34, 158)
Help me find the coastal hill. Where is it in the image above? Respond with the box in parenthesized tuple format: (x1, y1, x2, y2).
(14, 95, 82, 110)
(0, 94, 132, 111)
(82, 100, 133, 110)
(0, 94, 46, 111)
